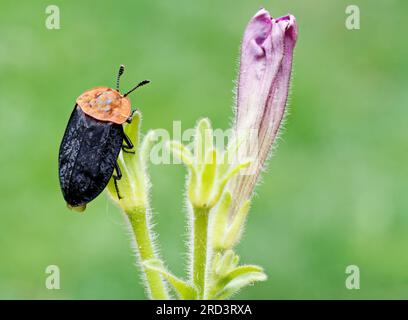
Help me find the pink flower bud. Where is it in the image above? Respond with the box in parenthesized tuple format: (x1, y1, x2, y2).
(229, 8, 298, 212)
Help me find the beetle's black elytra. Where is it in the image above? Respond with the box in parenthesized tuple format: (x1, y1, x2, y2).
(58, 65, 149, 211)
(59, 105, 124, 208)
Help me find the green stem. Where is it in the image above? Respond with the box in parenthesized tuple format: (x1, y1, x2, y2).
(126, 206, 169, 300)
(192, 207, 210, 299)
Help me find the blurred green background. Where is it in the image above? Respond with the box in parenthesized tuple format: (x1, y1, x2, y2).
(0, 0, 407, 299)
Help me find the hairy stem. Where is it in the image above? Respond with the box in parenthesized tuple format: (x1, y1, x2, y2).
(126, 206, 169, 300)
(192, 207, 210, 299)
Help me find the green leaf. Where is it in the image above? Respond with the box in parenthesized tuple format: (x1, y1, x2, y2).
(214, 250, 237, 276)
(225, 264, 264, 282)
(214, 271, 267, 300)
(143, 259, 197, 300)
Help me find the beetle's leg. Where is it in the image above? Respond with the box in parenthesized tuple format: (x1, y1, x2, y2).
(123, 133, 134, 149)
(113, 163, 122, 200)
(122, 133, 135, 154)
(126, 109, 138, 124)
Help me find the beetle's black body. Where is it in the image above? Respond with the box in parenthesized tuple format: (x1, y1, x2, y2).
(58, 65, 149, 210)
(59, 105, 124, 207)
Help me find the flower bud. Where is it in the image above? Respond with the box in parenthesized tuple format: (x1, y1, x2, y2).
(229, 9, 298, 213)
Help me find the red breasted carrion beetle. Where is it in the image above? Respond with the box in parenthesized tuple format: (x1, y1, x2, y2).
(58, 65, 149, 212)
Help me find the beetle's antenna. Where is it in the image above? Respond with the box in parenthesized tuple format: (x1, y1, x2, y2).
(116, 65, 125, 92)
(123, 80, 150, 97)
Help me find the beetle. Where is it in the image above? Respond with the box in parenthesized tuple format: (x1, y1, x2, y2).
(58, 65, 149, 212)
